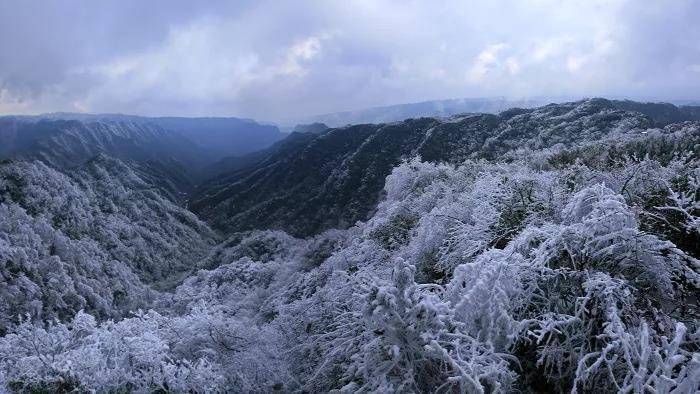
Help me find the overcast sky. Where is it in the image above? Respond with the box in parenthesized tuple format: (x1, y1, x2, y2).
(1, 0, 699, 122)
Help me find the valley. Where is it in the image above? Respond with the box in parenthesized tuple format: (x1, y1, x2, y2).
(0, 99, 698, 392)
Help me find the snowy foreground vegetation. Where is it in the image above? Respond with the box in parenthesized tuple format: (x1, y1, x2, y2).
(0, 110, 699, 392)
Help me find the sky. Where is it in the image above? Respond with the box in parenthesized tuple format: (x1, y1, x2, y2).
(0, 0, 699, 123)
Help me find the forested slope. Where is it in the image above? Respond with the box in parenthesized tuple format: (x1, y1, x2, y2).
(192, 99, 662, 237)
(0, 99, 698, 392)
(0, 156, 216, 334)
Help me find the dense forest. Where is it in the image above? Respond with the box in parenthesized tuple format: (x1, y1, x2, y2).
(0, 100, 698, 392)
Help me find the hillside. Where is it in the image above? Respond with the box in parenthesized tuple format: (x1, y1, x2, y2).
(0, 156, 217, 333)
(191, 98, 676, 237)
(0, 99, 698, 392)
(0, 119, 192, 165)
(307, 97, 700, 128)
(34, 113, 287, 159)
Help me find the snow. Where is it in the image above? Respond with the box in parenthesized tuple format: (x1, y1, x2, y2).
(0, 105, 698, 392)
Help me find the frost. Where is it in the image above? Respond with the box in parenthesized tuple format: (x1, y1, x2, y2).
(1, 104, 699, 392)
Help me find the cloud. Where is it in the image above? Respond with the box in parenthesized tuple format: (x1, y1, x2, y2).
(0, 0, 699, 121)
(280, 35, 328, 77)
(467, 44, 507, 83)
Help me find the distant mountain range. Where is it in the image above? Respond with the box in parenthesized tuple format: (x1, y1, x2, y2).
(1, 112, 286, 160)
(303, 96, 700, 127)
(0, 118, 200, 167)
(190, 98, 700, 237)
(0, 114, 287, 194)
(1, 97, 699, 392)
(304, 97, 551, 127)
(3, 98, 700, 221)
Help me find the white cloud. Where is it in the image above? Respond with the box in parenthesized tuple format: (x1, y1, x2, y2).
(279, 36, 326, 76)
(0, 0, 699, 120)
(531, 37, 571, 62)
(505, 57, 520, 75)
(566, 55, 586, 73)
(467, 43, 507, 83)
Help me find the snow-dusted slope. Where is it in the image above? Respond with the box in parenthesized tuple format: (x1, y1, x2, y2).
(1, 119, 197, 166)
(3, 113, 287, 160)
(191, 99, 662, 237)
(0, 156, 217, 332)
(0, 99, 698, 392)
(306, 97, 700, 127)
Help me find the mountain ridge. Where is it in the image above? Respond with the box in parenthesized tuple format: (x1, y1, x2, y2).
(0, 97, 699, 392)
(0, 113, 286, 163)
(192, 98, 694, 237)
(304, 96, 700, 127)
